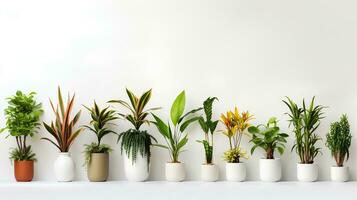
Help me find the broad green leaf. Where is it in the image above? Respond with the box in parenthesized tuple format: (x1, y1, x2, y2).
(170, 91, 186, 125)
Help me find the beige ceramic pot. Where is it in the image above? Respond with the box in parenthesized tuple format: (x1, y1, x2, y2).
(87, 153, 109, 182)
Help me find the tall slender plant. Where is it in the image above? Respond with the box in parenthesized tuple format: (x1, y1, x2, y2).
(196, 97, 219, 164)
(283, 96, 324, 164)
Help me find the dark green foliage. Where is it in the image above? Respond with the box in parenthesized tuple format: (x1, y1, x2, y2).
(9, 146, 36, 161)
(326, 114, 352, 167)
(248, 117, 288, 159)
(283, 96, 324, 164)
(83, 142, 112, 167)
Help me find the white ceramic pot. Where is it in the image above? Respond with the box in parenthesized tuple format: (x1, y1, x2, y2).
(259, 158, 282, 182)
(54, 152, 75, 182)
(201, 164, 219, 182)
(123, 152, 149, 182)
(165, 162, 185, 182)
(297, 163, 318, 182)
(331, 166, 349, 182)
(225, 163, 246, 182)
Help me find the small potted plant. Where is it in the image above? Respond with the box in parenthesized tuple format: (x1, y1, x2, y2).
(152, 91, 201, 182)
(196, 97, 219, 182)
(326, 114, 352, 182)
(1, 91, 43, 182)
(220, 107, 253, 182)
(108, 89, 159, 181)
(83, 102, 118, 182)
(248, 117, 288, 182)
(42, 87, 84, 182)
(283, 96, 324, 182)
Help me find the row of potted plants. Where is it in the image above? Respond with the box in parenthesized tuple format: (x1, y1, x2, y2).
(0, 88, 352, 182)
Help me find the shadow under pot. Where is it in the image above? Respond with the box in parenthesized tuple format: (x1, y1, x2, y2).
(259, 158, 282, 182)
(330, 166, 349, 182)
(166, 162, 185, 182)
(14, 160, 34, 182)
(225, 162, 246, 182)
(201, 164, 219, 182)
(87, 153, 109, 182)
(54, 152, 75, 182)
(297, 163, 318, 182)
(123, 152, 149, 182)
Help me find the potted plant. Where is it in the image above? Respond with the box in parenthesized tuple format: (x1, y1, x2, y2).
(283, 96, 324, 182)
(152, 91, 201, 182)
(196, 97, 219, 182)
(248, 117, 288, 182)
(1, 91, 43, 182)
(42, 87, 84, 182)
(83, 102, 118, 182)
(108, 89, 159, 181)
(220, 107, 253, 182)
(326, 114, 352, 182)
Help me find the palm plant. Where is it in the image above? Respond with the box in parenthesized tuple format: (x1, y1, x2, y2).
(283, 96, 324, 164)
(83, 101, 119, 166)
(42, 87, 83, 152)
(248, 117, 289, 159)
(1, 91, 43, 161)
(196, 97, 219, 164)
(108, 88, 159, 164)
(326, 114, 352, 167)
(152, 91, 201, 163)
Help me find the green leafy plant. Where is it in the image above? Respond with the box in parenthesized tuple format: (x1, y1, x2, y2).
(326, 114, 352, 167)
(108, 88, 159, 165)
(223, 147, 248, 163)
(152, 91, 202, 163)
(196, 97, 219, 164)
(1, 91, 43, 161)
(83, 101, 118, 166)
(42, 87, 83, 152)
(248, 117, 289, 159)
(283, 96, 324, 164)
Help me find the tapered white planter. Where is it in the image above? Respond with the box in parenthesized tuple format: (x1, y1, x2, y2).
(165, 162, 185, 182)
(331, 166, 349, 182)
(260, 158, 282, 182)
(54, 152, 75, 182)
(225, 163, 246, 182)
(297, 163, 318, 182)
(201, 164, 219, 182)
(123, 152, 149, 182)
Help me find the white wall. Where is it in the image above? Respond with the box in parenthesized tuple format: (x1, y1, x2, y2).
(0, 0, 357, 181)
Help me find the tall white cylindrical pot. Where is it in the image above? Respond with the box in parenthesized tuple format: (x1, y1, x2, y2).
(54, 152, 75, 182)
(225, 163, 246, 182)
(297, 163, 318, 182)
(201, 164, 219, 182)
(165, 162, 185, 182)
(331, 166, 349, 182)
(260, 158, 282, 182)
(123, 152, 149, 182)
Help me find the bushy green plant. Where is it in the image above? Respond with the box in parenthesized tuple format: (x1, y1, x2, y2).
(152, 91, 201, 163)
(108, 89, 159, 165)
(1, 91, 43, 161)
(248, 117, 288, 159)
(283, 96, 324, 164)
(196, 97, 219, 164)
(326, 114, 352, 167)
(223, 147, 248, 163)
(83, 101, 118, 166)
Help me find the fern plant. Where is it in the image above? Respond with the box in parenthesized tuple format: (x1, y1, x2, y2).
(283, 96, 324, 164)
(196, 97, 219, 164)
(83, 101, 118, 166)
(152, 91, 201, 163)
(108, 88, 159, 164)
(1, 91, 43, 161)
(326, 114, 352, 167)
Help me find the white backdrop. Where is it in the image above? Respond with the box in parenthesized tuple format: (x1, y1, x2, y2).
(0, 0, 357, 181)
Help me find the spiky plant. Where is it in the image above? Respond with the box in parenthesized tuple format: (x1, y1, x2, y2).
(83, 101, 118, 166)
(196, 97, 219, 164)
(283, 96, 324, 164)
(1, 91, 43, 161)
(108, 88, 159, 165)
(42, 87, 83, 152)
(326, 114, 352, 167)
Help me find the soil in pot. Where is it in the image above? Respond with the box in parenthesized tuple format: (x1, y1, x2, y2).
(87, 153, 109, 182)
(14, 160, 34, 182)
